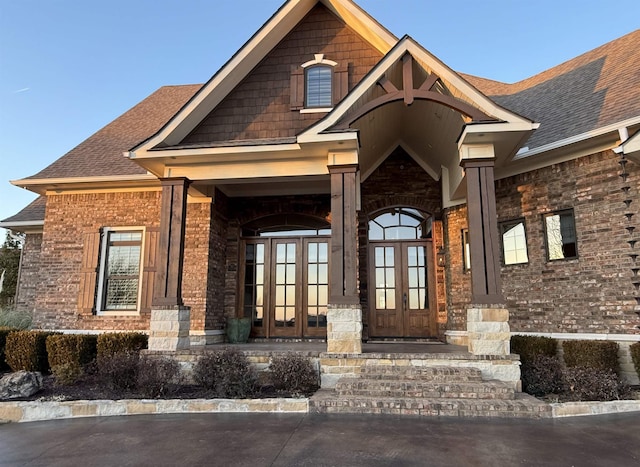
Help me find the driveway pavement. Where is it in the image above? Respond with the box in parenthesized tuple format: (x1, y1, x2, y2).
(1, 412, 639, 466)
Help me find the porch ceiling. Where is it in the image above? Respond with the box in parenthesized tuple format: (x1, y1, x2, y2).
(355, 99, 466, 181)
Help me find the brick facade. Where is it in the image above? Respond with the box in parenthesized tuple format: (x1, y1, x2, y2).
(444, 150, 640, 335)
(495, 150, 639, 335)
(14, 233, 42, 313)
(182, 4, 383, 144)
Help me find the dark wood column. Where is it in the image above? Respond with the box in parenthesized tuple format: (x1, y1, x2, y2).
(461, 159, 504, 304)
(329, 164, 359, 305)
(153, 177, 191, 307)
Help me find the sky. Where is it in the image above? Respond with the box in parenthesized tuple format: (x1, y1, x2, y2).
(0, 0, 638, 240)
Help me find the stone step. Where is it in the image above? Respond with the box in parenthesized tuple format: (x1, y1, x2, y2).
(334, 378, 515, 400)
(359, 365, 484, 382)
(309, 390, 551, 419)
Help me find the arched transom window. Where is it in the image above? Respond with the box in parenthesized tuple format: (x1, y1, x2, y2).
(368, 208, 432, 241)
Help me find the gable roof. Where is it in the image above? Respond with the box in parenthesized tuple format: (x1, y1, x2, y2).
(462, 29, 640, 153)
(131, 0, 397, 153)
(0, 195, 46, 231)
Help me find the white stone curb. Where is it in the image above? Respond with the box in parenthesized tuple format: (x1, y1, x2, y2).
(550, 400, 640, 418)
(0, 398, 309, 423)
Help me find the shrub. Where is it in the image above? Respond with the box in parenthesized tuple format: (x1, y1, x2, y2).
(46, 334, 97, 368)
(193, 347, 257, 398)
(511, 335, 557, 365)
(51, 362, 83, 386)
(630, 342, 640, 380)
(96, 351, 140, 392)
(0, 306, 32, 329)
(269, 353, 319, 396)
(0, 326, 16, 371)
(97, 332, 148, 360)
(521, 354, 564, 397)
(5, 330, 60, 372)
(136, 356, 182, 398)
(563, 340, 619, 373)
(562, 366, 631, 402)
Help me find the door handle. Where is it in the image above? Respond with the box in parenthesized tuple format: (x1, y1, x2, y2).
(403, 292, 407, 311)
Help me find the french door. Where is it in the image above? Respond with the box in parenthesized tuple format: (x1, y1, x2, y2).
(241, 237, 329, 338)
(368, 241, 436, 337)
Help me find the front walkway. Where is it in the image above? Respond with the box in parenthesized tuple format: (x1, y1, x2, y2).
(222, 341, 468, 356)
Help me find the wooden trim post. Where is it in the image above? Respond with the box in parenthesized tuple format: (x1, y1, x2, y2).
(328, 164, 359, 305)
(460, 158, 504, 305)
(153, 177, 191, 307)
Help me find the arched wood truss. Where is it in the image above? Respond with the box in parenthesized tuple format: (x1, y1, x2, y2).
(335, 54, 496, 129)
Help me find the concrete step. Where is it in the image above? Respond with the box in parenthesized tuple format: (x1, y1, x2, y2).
(359, 365, 484, 382)
(309, 390, 551, 419)
(334, 378, 515, 400)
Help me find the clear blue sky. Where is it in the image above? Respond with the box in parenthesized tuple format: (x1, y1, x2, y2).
(1, 0, 638, 240)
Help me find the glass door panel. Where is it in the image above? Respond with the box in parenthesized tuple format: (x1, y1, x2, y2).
(304, 240, 329, 336)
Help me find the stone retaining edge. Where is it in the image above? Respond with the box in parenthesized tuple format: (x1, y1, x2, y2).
(2, 398, 639, 423)
(550, 400, 640, 418)
(0, 398, 309, 423)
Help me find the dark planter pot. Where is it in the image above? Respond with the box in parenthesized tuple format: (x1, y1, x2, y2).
(226, 317, 251, 344)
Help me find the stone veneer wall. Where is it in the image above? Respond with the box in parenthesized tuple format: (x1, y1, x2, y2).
(445, 150, 640, 335)
(14, 233, 42, 314)
(359, 147, 446, 338)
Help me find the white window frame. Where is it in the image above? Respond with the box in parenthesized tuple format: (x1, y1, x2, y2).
(96, 226, 145, 316)
(301, 54, 337, 113)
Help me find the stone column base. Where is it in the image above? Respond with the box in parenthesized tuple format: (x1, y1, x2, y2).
(148, 305, 191, 351)
(467, 305, 510, 356)
(326, 303, 362, 354)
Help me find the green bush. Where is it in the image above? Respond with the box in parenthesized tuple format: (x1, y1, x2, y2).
(46, 334, 98, 385)
(630, 342, 640, 380)
(136, 356, 182, 398)
(511, 335, 558, 365)
(563, 340, 619, 373)
(521, 354, 564, 397)
(46, 334, 97, 368)
(5, 330, 60, 372)
(193, 347, 258, 398)
(0, 326, 17, 371)
(97, 332, 148, 360)
(269, 353, 319, 396)
(563, 366, 630, 401)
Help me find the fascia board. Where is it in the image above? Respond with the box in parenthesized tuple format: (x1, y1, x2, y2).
(514, 116, 640, 161)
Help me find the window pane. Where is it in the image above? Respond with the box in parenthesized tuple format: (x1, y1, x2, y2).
(545, 211, 577, 260)
(501, 221, 529, 265)
(306, 66, 332, 108)
(102, 230, 142, 311)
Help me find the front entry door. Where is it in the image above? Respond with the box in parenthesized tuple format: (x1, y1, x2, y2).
(369, 241, 435, 337)
(241, 237, 329, 338)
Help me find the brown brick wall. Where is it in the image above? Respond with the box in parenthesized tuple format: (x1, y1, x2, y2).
(34, 191, 162, 330)
(31, 191, 224, 333)
(15, 233, 42, 313)
(494, 150, 639, 334)
(359, 146, 445, 338)
(444, 150, 639, 335)
(183, 4, 383, 144)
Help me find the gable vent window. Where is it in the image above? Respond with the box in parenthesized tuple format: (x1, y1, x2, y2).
(306, 66, 332, 108)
